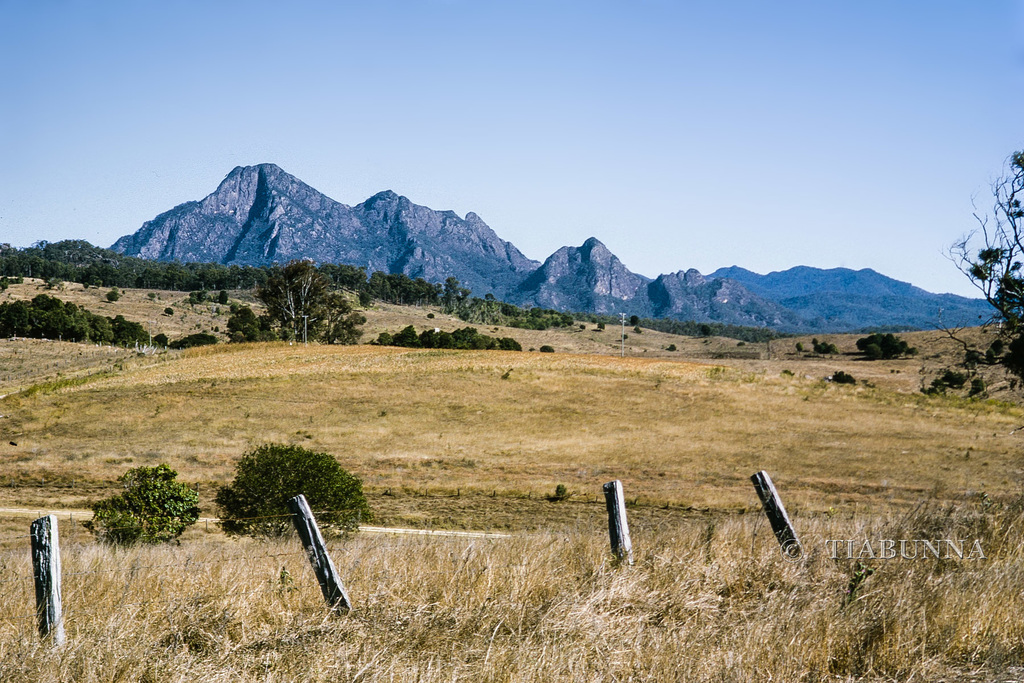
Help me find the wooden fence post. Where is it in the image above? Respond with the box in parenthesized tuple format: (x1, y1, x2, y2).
(288, 494, 351, 612)
(602, 480, 633, 565)
(750, 470, 801, 560)
(30, 514, 65, 645)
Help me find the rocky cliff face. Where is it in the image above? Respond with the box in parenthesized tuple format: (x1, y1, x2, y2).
(112, 164, 538, 299)
(647, 270, 806, 328)
(513, 238, 651, 313)
(111, 163, 991, 332)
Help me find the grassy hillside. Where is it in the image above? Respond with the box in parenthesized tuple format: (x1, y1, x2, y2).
(2, 282, 1023, 680)
(1, 341, 1019, 521)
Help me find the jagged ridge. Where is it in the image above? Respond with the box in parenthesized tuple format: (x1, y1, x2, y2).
(111, 164, 992, 332)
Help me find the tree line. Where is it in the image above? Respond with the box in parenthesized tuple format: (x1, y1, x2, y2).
(0, 240, 446, 307)
(2, 240, 808, 345)
(0, 294, 149, 346)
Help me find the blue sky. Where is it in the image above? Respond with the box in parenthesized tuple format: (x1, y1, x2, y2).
(1, 1, 1022, 297)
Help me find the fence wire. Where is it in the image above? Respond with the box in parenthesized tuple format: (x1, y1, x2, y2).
(0, 507, 542, 637)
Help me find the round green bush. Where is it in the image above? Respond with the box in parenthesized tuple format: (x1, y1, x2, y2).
(216, 443, 372, 536)
(85, 464, 199, 545)
(539, 345, 555, 353)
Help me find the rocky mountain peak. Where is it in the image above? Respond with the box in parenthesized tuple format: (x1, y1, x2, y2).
(109, 163, 992, 333)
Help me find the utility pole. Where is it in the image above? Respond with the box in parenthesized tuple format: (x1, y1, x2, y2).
(620, 313, 627, 358)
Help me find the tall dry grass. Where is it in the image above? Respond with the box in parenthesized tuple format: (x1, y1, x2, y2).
(1, 496, 1021, 681)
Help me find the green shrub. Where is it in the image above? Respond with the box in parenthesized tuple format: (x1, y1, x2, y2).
(169, 332, 218, 349)
(163, 307, 174, 316)
(153, 333, 169, 347)
(812, 338, 839, 355)
(927, 369, 969, 394)
(226, 305, 276, 343)
(392, 325, 422, 347)
(831, 371, 856, 385)
(105, 288, 120, 302)
(85, 464, 199, 545)
(217, 290, 229, 305)
(216, 443, 372, 536)
(795, 342, 804, 352)
(856, 333, 916, 359)
(666, 344, 677, 352)
(539, 345, 555, 353)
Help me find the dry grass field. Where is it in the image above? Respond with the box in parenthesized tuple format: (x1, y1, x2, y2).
(2, 282, 1024, 679)
(2, 342, 1021, 519)
(1, 502, 1022, 681)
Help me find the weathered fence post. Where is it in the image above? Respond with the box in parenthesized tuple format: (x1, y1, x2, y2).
(288, 494, 351, 612)
(30, 514, 65, 645)
(750, 470, 802, 560)
(603, 480, 633, 565)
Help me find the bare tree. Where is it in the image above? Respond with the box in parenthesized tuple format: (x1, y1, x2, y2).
(950, 151, 1024, 376)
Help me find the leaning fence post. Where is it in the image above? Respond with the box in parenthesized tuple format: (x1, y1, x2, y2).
(30, 514, 65, 645)
(603, 480, 633, 565)
(750, 470, 801, 560)
(288, 494, 351, 612)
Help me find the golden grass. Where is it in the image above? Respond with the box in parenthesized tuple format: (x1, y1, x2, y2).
(2, 291, 1023, 679)
(1, 499, 1022, 681)
(2, 343, 1021, 520)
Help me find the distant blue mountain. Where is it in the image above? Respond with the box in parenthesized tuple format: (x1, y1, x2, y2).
(110, 163, 993, 333)
(709, 266, 992, 331)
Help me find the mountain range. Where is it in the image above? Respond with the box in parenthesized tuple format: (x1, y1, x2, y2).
(111, 163, 991, 333)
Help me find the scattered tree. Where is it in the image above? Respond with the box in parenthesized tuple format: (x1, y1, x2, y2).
(169, 332, 218, 349)
(106, 288, 120, 302)
(322, 291, 366, 344)
(855, 333, 916, 360)
(258, 261, 331, 341)
(951, 151, 1024, 378)
(812, 338, 839, 355)
(85, 464, 199, 545)
(216, 443, 372, 536)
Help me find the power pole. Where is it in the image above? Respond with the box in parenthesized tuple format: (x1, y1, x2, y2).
(620, 313, 627, 357)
